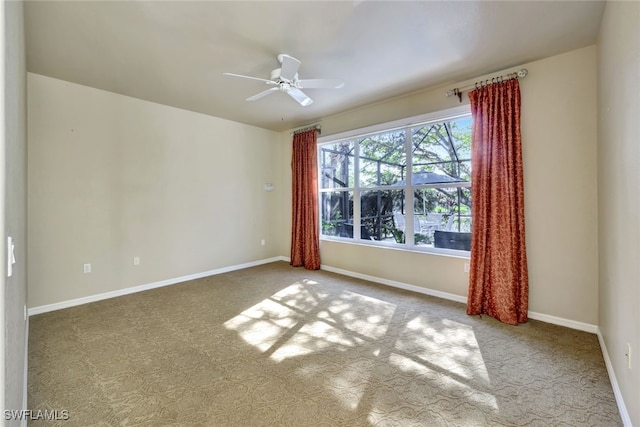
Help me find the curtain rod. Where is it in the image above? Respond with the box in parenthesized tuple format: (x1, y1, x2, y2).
(291, 124, 321, 136)
(446, 69, 529, 102)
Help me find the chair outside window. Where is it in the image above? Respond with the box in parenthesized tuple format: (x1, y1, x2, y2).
(421, 213, 443, 233)
(393, 211, 406, 232)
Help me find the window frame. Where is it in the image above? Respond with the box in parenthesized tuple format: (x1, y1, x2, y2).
(318, 105, 472, 257)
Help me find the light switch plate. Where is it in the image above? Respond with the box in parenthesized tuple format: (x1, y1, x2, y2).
(7, 236, 15, 278)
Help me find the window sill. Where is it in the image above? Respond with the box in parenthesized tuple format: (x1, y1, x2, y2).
(320, 236, 471, 260)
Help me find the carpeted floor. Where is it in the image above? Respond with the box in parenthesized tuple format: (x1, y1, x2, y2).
(28, 261, 622, 426)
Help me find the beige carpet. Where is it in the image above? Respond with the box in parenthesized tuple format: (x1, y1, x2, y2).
(28, 261, 621, 426)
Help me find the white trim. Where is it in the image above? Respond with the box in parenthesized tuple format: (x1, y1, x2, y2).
(597, 329, 632, 427)
(321, 263, 600, 334)
(32, 255, 601, 335)
(318, 105, 471, 143)
(527, 311, 598, 334)
(28, 257, 288, 316)
(320, 264, 467, 304)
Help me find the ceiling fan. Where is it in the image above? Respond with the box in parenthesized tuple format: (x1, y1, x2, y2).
(224, 54, 344, 107)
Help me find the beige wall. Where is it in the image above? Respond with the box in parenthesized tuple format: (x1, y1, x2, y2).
(28, 73, 284, 308)
(523, 47, 598, 325)
(292, 46, 599, 326)
(276, 132, 293, 258)
(4, 0, 29, 419)
(29, 46, 600, 328)
(597, 1, 640, 425)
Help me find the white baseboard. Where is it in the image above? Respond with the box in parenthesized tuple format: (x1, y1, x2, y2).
(320, 264, 468, 304)
(320, 264, 599, 334)
(527, 311, 598, 334)
(31, 256, 602, 337)
(597, 329, 632, 427)
(28, 256, 288, 316)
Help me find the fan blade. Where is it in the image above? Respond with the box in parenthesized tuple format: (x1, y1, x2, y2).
(298, 79, 344, 89)
(286, 87, 313, 106)
(223, 73, 274, 85)
(279, 54, 301, 81)
(246, 87, 279, 101)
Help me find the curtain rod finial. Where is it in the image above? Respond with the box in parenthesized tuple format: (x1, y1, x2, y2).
(446, 89, 462, 102)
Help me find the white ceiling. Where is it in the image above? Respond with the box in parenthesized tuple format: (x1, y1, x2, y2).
(24, 1, 605, 132)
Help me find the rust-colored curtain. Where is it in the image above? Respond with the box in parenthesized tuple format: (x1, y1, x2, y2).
(290, 129, 321, 270)
(467, 79, 529, 325)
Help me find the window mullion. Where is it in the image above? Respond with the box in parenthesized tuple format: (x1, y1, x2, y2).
(354, 140, 361, 240)
(405, 126, 414, 247)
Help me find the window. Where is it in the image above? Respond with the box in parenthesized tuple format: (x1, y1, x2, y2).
(319, 107, 472, 254)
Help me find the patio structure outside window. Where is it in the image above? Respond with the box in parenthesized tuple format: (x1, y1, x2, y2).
(319, 108, 472, 253)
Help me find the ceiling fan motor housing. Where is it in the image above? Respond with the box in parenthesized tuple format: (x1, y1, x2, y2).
(270, 68, 299, 84)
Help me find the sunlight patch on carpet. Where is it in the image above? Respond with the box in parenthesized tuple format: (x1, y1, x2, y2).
(223, 297, 300, 352)
(271, 281, 328, 313)
(270, 320, 361, 362)
(388, 352, 498, 411)
(397, 315, 490, 382)
(318, 290, 396, 340)
(225, 282, 397, 362)
(223, 281, 400, 409)
(223, 280, 500, 415)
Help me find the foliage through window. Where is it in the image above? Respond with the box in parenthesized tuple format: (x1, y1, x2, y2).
(319, 111, 472, 252)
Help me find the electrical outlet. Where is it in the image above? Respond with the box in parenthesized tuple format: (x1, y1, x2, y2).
(83, 263, 91, 273)
(133, 256, 140, 266)
(626, 343, 632, 369)
(261, 239, 266, 246)
(464, 263, 470, 273)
